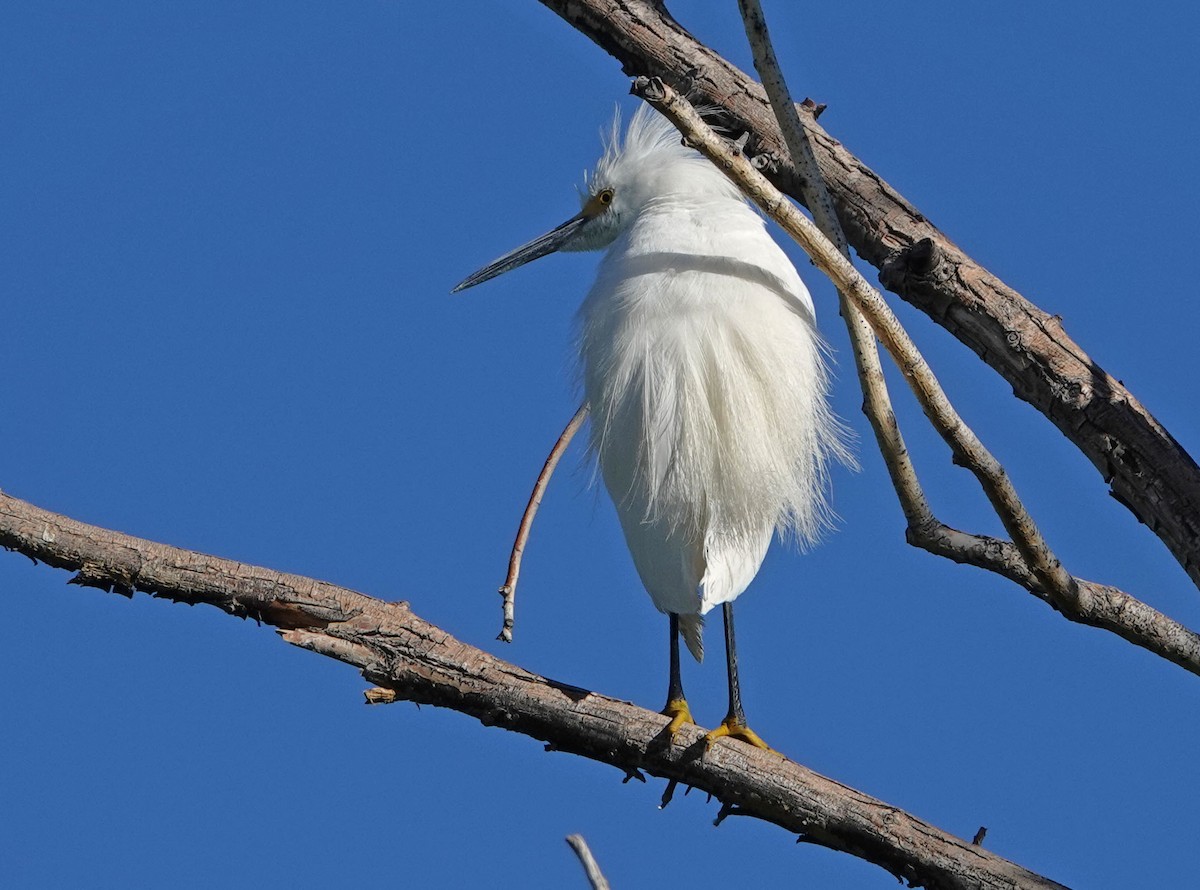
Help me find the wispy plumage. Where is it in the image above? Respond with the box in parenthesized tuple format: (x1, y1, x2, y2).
(576, 107, 852, 659)
(454, 104, 851, 745)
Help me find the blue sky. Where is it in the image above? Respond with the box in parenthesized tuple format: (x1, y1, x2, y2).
(3, 2, 1199, 887)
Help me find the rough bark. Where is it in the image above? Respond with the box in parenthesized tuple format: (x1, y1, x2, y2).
(0, 490, 1067, 890)
(537, 0, 1200, 588)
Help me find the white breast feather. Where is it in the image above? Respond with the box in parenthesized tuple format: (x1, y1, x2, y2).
(575, 107, 852, 661)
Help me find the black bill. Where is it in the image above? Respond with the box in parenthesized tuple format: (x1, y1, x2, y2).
(451, 212, 589, 293)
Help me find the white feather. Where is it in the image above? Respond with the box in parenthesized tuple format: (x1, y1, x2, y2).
(576, 106, 852, 661)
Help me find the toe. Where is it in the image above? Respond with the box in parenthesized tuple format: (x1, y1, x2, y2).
(662, 698, 694, 737)
(704, 718, 772, 751)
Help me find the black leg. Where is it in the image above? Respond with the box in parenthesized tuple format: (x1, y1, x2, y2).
(722, 601, 747, 726)
(662, 613, 693, 737)
(703, 601, 770, 750)
(668, 613, 685, 704)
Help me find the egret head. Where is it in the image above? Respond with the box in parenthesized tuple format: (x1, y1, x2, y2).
(451, 105, 738, 293)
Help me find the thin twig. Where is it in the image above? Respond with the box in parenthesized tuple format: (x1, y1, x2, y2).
(566, 835, 612, 890)
(736, 3, 1101, 618)
(633, 77, 1080, 614)
(737, 1, 843, 250)
(737, 0, 936, 538)
(498, 403, 587, 641)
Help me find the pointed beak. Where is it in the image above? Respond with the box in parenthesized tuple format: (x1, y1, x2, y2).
(451, 211, 589, 293)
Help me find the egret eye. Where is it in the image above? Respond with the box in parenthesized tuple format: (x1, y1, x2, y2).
(581, 187, 616, 218)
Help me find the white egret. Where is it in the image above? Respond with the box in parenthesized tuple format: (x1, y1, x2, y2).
(453, 105, 851, 748)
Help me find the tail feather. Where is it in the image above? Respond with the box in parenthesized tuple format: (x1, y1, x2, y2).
(678, 613, 704, 663)
(698, 526, 773, 615)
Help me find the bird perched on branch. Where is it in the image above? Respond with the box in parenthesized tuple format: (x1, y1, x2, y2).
(453, 105, 851, 748)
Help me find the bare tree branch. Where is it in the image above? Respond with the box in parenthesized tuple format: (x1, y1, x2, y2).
(735, 0, 947, 580)
(0, 490, 1067, 890)
(635, 76, 1071, 606)
(537, 0, 1200, 590)
(735, 0, 1147, 655)
(631, 76, 1200, 677)
(566, 835, 612, 890)
(499, 403, 587, 642)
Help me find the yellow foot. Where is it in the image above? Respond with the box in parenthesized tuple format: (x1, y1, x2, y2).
(662, 698, 695, 737)
(704, 717, 772, 751)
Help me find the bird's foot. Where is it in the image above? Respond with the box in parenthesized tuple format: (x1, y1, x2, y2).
(704, 717, 771, 751)
(662, 698, 695, 738)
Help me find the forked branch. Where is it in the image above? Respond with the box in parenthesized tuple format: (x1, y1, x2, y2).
(538, 0, 1200, 593)
(736, 1, 1083, 629)
(736, 0, 941, 559)
(632, 76, 1200, 677)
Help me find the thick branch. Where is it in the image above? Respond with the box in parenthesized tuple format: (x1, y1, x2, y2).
(538, 0, 1200, 589)
(0, 490, 1066, 890)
